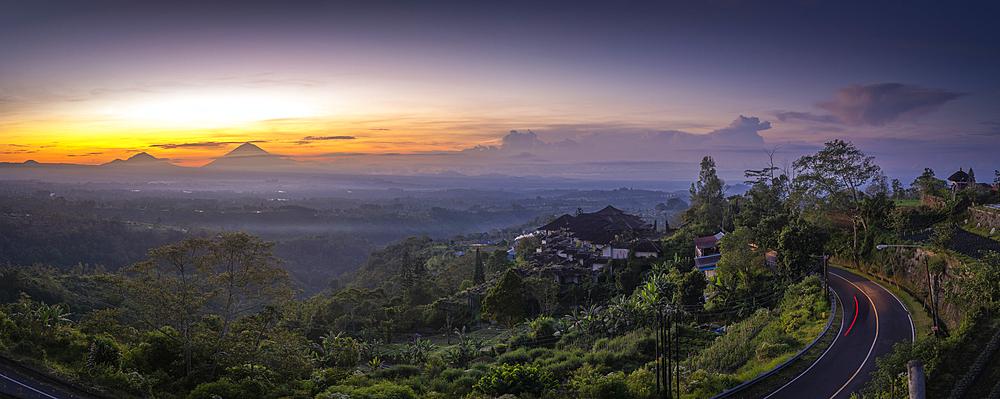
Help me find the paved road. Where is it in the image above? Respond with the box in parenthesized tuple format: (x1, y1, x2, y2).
(764, 268, 915, 399)
(0, 356, 97, 399)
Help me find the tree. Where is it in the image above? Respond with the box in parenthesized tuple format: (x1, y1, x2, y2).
(713, 227, 768, 304)
(473, 248, 485, 285)
(485, 249, 513, 275)
(482, 270, 525, 326)
(683, 156, 728, 232)
(947, 251, 1000, 311)
(674, 268, 707, 313)
(205, 232, 293, 379)
(911, 167, 941, 196)
(776, 218, 827, 281)
(515, 236, 541, 264)
(891, 178, 906, 200)
(865, 172, 889, 197)
(114, 237, 212, 376)
(114, 232, 294, 380)
(793, 139, 880, 251)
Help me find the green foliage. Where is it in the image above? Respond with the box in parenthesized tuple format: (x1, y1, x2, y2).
(858, 339, 937, 399)
(688, 308, 774, 372)
(372, 364, 422, 380)
(674, 268, 707, 312)
(572, 367, 628, 398)
(311, 368, 353, 391)
(776, 218, 828, 280)
(515, 236, 541, 264)
(472, 249, 485, 285)
(317, 381, 417, 399)
(683, 156, 727, 232)
(946, 251, 1000, 312)
(314, 332, 361, 369)
(473, 363, 556, 397)
(482, 270, 525, 326)
(186, 379, 266, 399)
(87, 335, 122, 369)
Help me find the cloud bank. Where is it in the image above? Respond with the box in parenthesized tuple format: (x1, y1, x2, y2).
(774, 83, 966, 126)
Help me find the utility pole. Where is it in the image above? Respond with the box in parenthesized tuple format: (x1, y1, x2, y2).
(823, 255, 829, 302)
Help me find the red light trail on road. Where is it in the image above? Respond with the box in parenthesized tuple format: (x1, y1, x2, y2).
(845, 296, 858, 336)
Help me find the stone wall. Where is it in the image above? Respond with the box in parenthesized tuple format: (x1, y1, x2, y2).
(969, 207, 1000, 232)
(835, 248, 963, 333)
(922, 194, 947, 209)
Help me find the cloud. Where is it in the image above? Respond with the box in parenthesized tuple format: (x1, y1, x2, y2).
(151, 141, 264, 149)
(776, 83, 966, 126)
(303, 136, 356, 141)
(771, 111, 841, 124)
(643, 116, 768, 148)
(706, 115, 770, 142)
(370, 128, 391, 131)
(67, 152, 103, 157)
(501, 130, 546, 150)
(974, 121, 1000, 136)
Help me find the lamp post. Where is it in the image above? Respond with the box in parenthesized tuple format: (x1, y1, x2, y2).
(876, 244, 938, 336)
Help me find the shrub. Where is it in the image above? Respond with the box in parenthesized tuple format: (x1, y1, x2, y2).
(87, 335, 121, 369)
(187, 380, 257, 399)
(626, 369, 656, 399)
(317, 381, 416, 399)
(473, 363, 556, 397)
(574, 370, 628, 399)
(373, 364, 422, 380)
(312, 368, 352, 391)
(439, 368, 463, 382)
(498, 347, 531, 364)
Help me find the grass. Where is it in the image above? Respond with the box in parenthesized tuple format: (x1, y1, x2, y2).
(721, 292, 844, 399)
(893, 199, 923, 207)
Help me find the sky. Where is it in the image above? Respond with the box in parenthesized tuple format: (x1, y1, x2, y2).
(2, 0, 999, 183)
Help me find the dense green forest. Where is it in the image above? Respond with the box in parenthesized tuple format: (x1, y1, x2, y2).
(2, 141, 1000, 398)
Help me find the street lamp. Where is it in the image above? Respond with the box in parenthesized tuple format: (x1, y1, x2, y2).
(876, 244, 939, 336)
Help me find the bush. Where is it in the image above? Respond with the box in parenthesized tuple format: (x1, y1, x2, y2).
(626, 369, 656, 399)
(473, 363, 556, 397)
(498, 347, 532, 364)
(574, 369, 629, 399)
(317, 381, 416, 399)
(87, 336, 121, 369)
(312, 368, 352, 391)
(186, 379, 264, 399)
(373, 364, 422, 380)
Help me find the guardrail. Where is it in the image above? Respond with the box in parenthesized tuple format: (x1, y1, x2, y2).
(0, 353, 111, 399)
(709, 287, 839, 399)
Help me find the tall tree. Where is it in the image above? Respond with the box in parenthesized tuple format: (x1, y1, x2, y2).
(683, 156, 728, 233)
(793, 139, 880, 251)
(115, 237, 212, 376)
(205, 232, 293, 379)
(674, 268, 708, 313)
(473, 248, 485, 285)
(482, 270, 526, 326)
(911, 167, 941, 195)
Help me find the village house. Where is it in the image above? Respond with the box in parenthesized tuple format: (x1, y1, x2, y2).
(531, 205, 659, 284)
(693, 232, 724, 278)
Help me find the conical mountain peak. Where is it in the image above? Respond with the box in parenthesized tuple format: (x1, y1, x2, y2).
(222, 142, 270, 158)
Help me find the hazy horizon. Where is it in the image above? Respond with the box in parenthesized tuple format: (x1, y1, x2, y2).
(2, 1, 998, 184)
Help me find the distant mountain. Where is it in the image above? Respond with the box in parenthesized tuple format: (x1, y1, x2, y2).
(102, 152, 174, 166)
(201, 143, 296, 170)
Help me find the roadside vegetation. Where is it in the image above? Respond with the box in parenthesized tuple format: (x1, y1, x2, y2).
(6, 141, 997, 398)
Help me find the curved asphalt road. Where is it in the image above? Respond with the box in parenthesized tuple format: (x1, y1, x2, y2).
(0, 357, 96, 399)
(765, 268, 914, 399)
